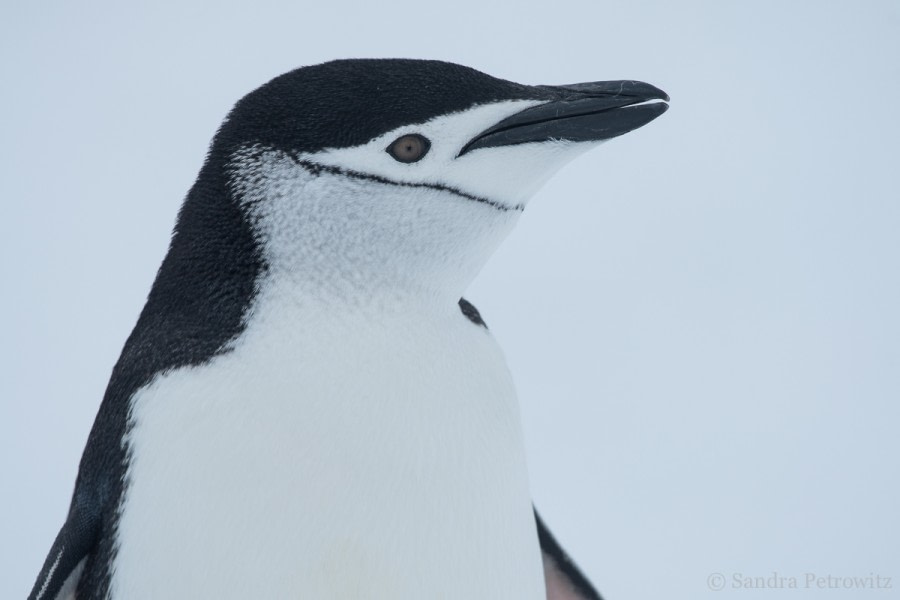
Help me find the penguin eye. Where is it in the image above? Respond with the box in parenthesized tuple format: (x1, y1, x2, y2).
(387, 134, 430, 163)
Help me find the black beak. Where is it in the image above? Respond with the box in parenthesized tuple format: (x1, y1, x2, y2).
(458, 80, 669, 157)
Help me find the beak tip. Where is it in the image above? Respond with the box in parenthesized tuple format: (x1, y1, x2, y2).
(633, 82, 669, 104)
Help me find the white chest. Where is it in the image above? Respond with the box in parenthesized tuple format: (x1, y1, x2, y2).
(111, 292, 544, 599)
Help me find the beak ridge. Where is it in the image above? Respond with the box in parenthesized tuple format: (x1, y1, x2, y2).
(459, 80, 669, 157)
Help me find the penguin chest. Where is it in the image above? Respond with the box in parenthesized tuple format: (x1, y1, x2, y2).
(112, 305, 544, 599)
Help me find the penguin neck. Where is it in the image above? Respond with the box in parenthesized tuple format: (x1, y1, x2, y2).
(231, 149, 521, 314)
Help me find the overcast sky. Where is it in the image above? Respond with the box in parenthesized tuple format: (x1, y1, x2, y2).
(2, 1, 898, 598)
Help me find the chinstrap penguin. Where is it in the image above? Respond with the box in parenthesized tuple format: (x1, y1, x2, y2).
(29, 59, 668, 600)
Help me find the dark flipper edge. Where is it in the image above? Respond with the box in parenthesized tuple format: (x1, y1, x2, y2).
(28, 503, 98, 600)
(458, 297, 487, 328)
(535, 507, 604, 600)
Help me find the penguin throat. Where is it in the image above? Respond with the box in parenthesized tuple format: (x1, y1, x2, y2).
(229, 149, 519, 306)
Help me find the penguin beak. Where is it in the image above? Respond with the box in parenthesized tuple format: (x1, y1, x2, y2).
(458, 80, 669, 157)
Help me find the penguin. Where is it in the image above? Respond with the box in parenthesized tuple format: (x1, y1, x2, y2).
(28, 59, 667, 600)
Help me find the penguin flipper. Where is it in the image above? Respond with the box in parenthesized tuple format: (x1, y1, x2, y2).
(535, 508, 604, 600)
(28, 505, 98, 600)
(458, 300, 601, 598)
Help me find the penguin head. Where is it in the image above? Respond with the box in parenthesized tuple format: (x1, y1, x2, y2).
(194, 59, 668, 303)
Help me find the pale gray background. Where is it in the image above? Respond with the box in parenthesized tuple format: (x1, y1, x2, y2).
(2, 0, 898, 598)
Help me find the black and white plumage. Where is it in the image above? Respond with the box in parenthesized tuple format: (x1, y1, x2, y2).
(29, 59, 667, 600)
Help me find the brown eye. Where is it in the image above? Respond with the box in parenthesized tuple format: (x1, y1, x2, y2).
(387, 133, 431, 163)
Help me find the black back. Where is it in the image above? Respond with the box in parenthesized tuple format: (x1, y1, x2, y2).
(30, 137, 265, 600)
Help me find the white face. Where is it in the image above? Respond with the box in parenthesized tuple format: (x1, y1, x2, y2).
(308, 100, 597, 210)
(227, 100, 601, 304)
